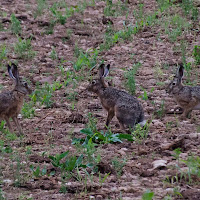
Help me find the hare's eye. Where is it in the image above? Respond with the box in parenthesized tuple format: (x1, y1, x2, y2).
(172, 82, 176, 86)
(92, 80, 96, 84)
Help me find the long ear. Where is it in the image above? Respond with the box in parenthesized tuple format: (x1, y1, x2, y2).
(11, 63, 19, 80)
(177, 64, 184, 79)
(7, 64, 16, 80)
(103, 64, 110, 77)
(99, 64, 105, 78)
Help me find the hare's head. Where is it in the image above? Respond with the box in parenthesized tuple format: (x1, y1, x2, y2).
(8, 63, 32, 95)
(166, 64, 184, 94)
(87, 64, 110, 93)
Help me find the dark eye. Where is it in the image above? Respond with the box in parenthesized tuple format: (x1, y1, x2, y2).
(92, 80, 96, 84)
(172, 82, 176, 86)
(24, 82, 28, 87)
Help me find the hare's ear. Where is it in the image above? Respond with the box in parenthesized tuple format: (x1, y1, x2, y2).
(7, 64, 16, 80)
(103, 64, 110, 77)
(11, 63, 19, 80)
(177, 64, 184, 79)
(99, 64, 105, 78)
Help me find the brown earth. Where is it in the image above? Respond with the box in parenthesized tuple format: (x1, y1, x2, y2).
(0, 0, 200, 199)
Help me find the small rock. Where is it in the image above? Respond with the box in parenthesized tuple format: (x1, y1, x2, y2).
(96, 195, 103, 200)
(152, 159, 167, 170)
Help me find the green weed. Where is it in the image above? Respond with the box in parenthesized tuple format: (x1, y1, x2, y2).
(72, 48, 99, 71)
(30, 165, 47, 178)
(14, 37, 36, 59)
(104, 0, 129, 17)
(124, 62, 141, 95)
(193, 45, 200, 64)
(50, 47, 58, 60)
(131, 121, 150, 144)
(72, 128, 132, 146)
(139, 87, 155, 101)
(111, 156, 127, 178)
(0, 45, 7, 66)
(152, 100, 165, 118)
(10, 14, 22, 35)
(34, 0, 47, 19)
(22, 101, 35, 118)
(164, 15, 190, 42)
(142, 189, 154, 200)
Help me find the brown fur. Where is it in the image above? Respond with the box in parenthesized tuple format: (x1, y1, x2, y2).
(166, 65, 200, 119)
(0, 63, 32, 135)
(87, 64, 145, 132)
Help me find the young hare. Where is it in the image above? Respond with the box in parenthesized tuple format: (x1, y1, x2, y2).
(87, 64, 146, 132)
(166, 64, 200, 119)
(0, 63, 32, 135)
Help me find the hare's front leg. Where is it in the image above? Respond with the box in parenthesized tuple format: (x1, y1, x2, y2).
(106, 109, 114, 127)
(12, 116, 23, 135)
(4, 116, 13, 133)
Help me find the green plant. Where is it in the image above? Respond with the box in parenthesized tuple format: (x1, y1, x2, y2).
(50, 47, 58, 60)
(142, 189, 154, 200)
(10, 13, 22, 35)
(193, 45, 200, 65)
(34, 0, 47, 18)
(131, 121, 150, 144)
(86, 112, 97, 132)
(0, 188, 5, 200)
(181, 155, 200, 184)
(72, 48, 99, 71)
(0, 45, 7, 66)
(164, 15, 190, 42)
(0, 121, 17, 140)
(139, 87, 155, 101)
(133, 3, 144, 21)
(104, 0, 129, 17)
(49, 151, 86, 172)
(50, 4, 67, 25)
(172, 148, 182, 165)
(111, 156, 127, 177)
(31, 82, 59, 108)
(22, 101, 35, 118)
(72, 128, 133, 146)
(14, 37, 36, 59)
(152, 100, 165, 118)
(0, 21, 4, 31)
(45, 19, 56, 35)
(30, 165, 47, 178)
(124, 62, 141, 95)
(99, 171, 110, 186)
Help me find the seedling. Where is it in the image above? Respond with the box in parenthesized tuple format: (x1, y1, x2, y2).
(10, 14, 22, 35)
(124, 62, 141, 95)
(14, 37, 36, 60)
(142, 189, 154, 200)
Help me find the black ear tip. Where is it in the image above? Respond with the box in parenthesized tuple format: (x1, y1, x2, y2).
(11, 63, 18, 69)
(107, 64, 110, 69)
(99, 63, 105, 68)
(178, 63, 184, 68)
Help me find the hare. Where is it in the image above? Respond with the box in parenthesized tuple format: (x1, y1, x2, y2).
(0, 63, 32, 135)
(87, 64, 146, 132)
(166, 64, 200, 119)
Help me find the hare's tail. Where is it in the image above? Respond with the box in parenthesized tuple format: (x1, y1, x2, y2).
(139, 120, 147, 127)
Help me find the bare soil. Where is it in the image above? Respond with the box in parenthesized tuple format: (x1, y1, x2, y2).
(0, 0, 200, 199)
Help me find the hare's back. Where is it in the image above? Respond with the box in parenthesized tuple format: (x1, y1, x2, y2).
(191, 86, 200, 99)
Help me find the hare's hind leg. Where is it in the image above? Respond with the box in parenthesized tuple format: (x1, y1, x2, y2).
(12, 116, 23, 135)
(181, 97, 198, 119)
(4, 117, 13, 133)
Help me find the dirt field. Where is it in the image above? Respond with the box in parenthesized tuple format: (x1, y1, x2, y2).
(0, 0, 200, 199)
